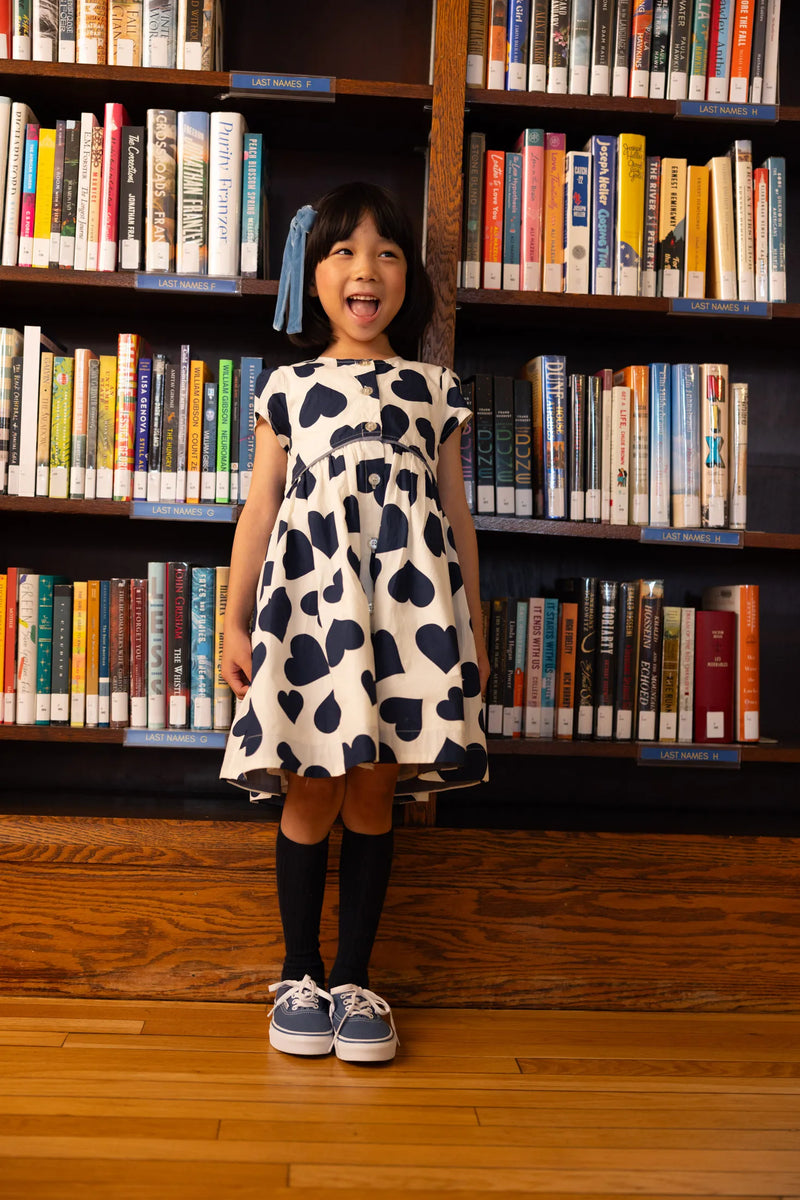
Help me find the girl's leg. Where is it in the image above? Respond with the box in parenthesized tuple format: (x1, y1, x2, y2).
(329, 763, 398, 990)
(276, 773, 345, 986)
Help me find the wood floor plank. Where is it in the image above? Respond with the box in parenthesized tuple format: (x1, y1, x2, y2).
(0, 1115, 220, 1139)
(0, 1032, 66, 1046)
(0, 1158, 286, 1199)
(0, 1017, 145, 1034)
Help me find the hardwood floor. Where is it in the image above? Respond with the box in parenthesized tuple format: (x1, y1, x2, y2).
(0, 998, 798, 1198)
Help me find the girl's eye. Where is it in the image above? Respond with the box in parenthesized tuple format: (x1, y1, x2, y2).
(331, 247, 352, 256)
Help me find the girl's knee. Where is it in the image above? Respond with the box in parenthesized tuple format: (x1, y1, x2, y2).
(340, 764, 398, 834)
(282, 773, 346, 842)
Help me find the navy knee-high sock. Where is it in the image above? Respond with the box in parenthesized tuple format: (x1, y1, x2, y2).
(328, 828, 394, 991)
(275, 826, 329, 988)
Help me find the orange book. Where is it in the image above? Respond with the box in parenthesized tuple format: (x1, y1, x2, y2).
(542, 132, 566, 293)
(482, 150, 504, 289)
(486, 0, 507, 89)
(186, 359, 211, 503)
(703, 584, 760, 742)
(555, 601, 578, 739)
(728, 0, 755, 103)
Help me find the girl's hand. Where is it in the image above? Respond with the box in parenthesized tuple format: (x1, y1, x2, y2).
(222, 625, 254, 700)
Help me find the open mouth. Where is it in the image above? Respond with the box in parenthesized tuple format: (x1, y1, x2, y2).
(347, 294, 381, 320)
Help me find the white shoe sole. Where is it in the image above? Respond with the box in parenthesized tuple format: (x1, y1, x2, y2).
(334, 1034, 398, 1063)
(269, 1024, 334, 1056)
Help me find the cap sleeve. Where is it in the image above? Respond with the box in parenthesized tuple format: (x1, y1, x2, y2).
(253, 365, 291, 448)
(439, 367, 473, 446)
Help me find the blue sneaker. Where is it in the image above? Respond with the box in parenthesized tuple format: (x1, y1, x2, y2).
(268, 976, 334, 1056)
(330, 984, 398, 1062)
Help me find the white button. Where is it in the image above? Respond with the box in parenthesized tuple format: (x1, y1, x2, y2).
(365, 420, 378, 431)
(362, 386, 373, 395)
(369, 537, 378, 550)
(368, 473, 381, 487)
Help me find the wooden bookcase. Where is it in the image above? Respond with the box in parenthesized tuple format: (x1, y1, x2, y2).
(1, 1, 799, 1009)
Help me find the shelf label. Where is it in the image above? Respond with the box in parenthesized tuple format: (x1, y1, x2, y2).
(131, 501, 238, 523)
(669, 298, 771, 318)
(677, 100, 778, 122)
(641, 527, 742, 547)
(124, 729, 228, 749)
(135, 273, 241, 295)
(638, 744, 741, 767)
(229, 71, 335, 98)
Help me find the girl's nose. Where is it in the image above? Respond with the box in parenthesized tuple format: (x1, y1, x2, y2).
(352, 255, 377, 279)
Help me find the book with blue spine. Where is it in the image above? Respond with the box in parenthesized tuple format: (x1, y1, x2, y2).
(493, 376, 515, 515)
(240, 131, 268, 278)
(133, 355, 151, 500)
(569, 0, 592, 94)
(512, 597, 528, 735)
(147, 561, 165, 730)
(649, 362, 670, 527)
(502, 150, 522, 290)
(688, 0, 712, 99)
(670, 362, 701, 528)
(238, 354, 263, 502)
(35, 573, 55, 725)
(98, 578, 110, 726)
(506, 0, 530, 90)
(585, 134, 616, 295)
(200, 379, 217, 501)
(766, 155, 786, 302)
(190, 565, 214, 729)
(541, 354, 567, 519)
(564, 149, 591, 293)
(541, 595, 559, 738)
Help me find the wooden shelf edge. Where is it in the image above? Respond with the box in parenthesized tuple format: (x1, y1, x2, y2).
(473, 515, 800, 548)
(464, 87, 800, 122)
(457, 289, 800, 318)
(0, 496, 242, 519)
(0, 725, 123, 743)
(0, 265, 277, 295)
(486, 738, 800, 762)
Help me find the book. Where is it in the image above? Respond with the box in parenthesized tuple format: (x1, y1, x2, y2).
(514, 127, 544, 291)
(118, 124, 145, 270)
(688, 0, 712, 99)
(753, 169, 768, 303)
(113, 331, 142, 501)
(73, 110, 98, 271)
(590, 0, 614, 95)
(84, 357, 100, 499)
(694, 609, 735, 742)
(462, 131, 485, 289)
(48, 117, 66, 265)
(594, 578, 618, 738)
(629, 0, 653, 97)
(145, 108, 177, 272)
(482, 148, 504, 289)
(0, 575, 5, 717)
(609, 383, 631, 525)
(208, 110, 245, 277)
(486, 0, 506, 89)
(186, 357, 210, 501)
(635, 577, 664, 741)
(200, 380, 217, 500)
(109, 0, 143, 65)
(85, 578, 100, 726)
(667, 0, 692, 98)
(238, 355, 262, 503)
(729, 380, 748, 530)
(240, 131, 267, 278)
(641, 154, 660, 298)
(683, 164, 709, 299)
(703, 583, 759, 741)
(649, 362, 670, 528)
(615, 365, 648, 525)
(547, 0, 569, 93)
(563, 149, 590, 294)
(17, 325, 62, 497)
(143, 0, 177, 67)
(48, 354, 73, 498)
(568, 0, 592, 95)
(486, 596, 507, 735)
(705, 155, 737, 301)
(585, 134, 616, 295)
(15, 570, 39, 725)
(466, 0, 489, 86)
(77, 0, 106, 62)
(98, 100, 129, 270)
(513, 378, 533, 516)
(506, 0, 529, 90)
(649, 0, 671, 97)
(58, 0, 76, 60)
(159, 360, 178, 500)
(699, 362, 729, 528)
(176, 110, 209, 275)
(133, 355, 152, 499)
(12, 0, 32, 58)
(501, 598, 518, 736)
(612, 0, 632, 96)
(729, 0, 755, 101)
(191, 565, 214, 728)
(658, 604, 682, 741)
(569, 576, 597, 739)
(748, 0, 769, 103)
(568, 373, 586, 521)
(541, 596, 558, 737)
(671, 362, 701, 528)
(534, 354, 567, 519)
(761, 0, 781, 105)
(31, 126, 56, 267)
(147, 560, 166, 729)
(2, 103, 38, 268)
(98, 577, 110, 725)
(57, 119, 80, 267)
(555, 600, 577, 738)
(0, 327, 23, 493)
(678, 606, 695, 742)
(523, 596, 544, 737)
(729, 139, 754, 302)
(17, 122, 38, 267)
(69, 347, 98, 499)
(50, 580, 72, 724)
(765, 155, 786, 302)
(34, 349, 53, 495)
(213, 564, 230, 729)
(84, 121, 104, 271)
(166, 560, 189, 727)
(616, 132, 645, 297)
(109, 576, 130, 728)
(70, 578, 88, 727)
(527, 0, 548, 91)
(585, 373, 602, 521)
(707, 0, 735, 100)
(95, 353, 116, 499)
(129, 576, 147, 728)
(502, 150, 522, 290)
(542, 131, 565, 293)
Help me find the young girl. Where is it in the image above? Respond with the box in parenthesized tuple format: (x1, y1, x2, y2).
(220, 182, 490, 1063)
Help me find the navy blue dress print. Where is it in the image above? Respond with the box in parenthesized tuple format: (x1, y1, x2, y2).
(219, 356, 488, 801)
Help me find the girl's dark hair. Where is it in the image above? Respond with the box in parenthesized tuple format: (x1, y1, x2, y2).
(288, 182, 434, 358)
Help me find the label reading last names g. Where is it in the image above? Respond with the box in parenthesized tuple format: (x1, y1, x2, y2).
(678, 100, 777, 123)
(639, 745, 741, 767)
(124, 729, 228, 750)
(641, 527, 742, 547)
(230, 72, 335, 97)
(131, 501, 238, 523)
(670, 298, 771, 318)
(135, 273, 240, 295)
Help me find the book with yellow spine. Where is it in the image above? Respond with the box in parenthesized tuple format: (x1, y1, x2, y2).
(616, 132, 646, 296)
(96, 353, 117, 499)
(186, 358, 210, 503)
(683, 164, 709, 299)
(70, 579, 88, 728)
(48, 355, 74, 499)
(705, 156, 737, 300)
(32, 127, 56, 268)
(76, 0, 107, 63)
(35, 350, 54, 497)
(213, 564, 231, 729)
(85, 579, 101, 726)
(109, 0, 143, 65)
(658, 604, 682, 741)
(85, 124, 104, 271)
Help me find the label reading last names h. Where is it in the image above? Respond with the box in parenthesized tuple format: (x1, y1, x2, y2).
(639, 745, 741, 767)
(132, 501, 238, 523)
(124, 729, 228, 750)
(678, 100, 777, 123)
(135, 273, 240, 295)
(670, 298, 771, 318)
(641, 527, 742, 547)
(230, 72, 335, 97)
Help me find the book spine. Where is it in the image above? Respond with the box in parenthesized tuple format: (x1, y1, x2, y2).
(542, 131, 565, 293)
(462, 132, 485, 290)
(585, 373, 602, 521)
(69, 347, 96, 499)
(502, 150, 522, 290)
(761, 0, 781, 105)
(658, 605, 682, 741)
(85, 578, 100, 725)
(98, 578, 110, 725)
(129, 576, 147, 728)
(145, 108, 177, 272)
(731, 139, 754, 301)
(2, 104, 33, 267)
(694, 609, 735, 742)
(564, 149, 590, 294)
(748, 0, 769, 102)
(629, 0, 653, 98)
(541, 596, 558, 737)
(215, 357, 232, 503)
(555, 601, 577, 738)
(466, 0, 488, 86)
(609, 383, 631, 524)
(213, 564, 231, 729)
(641, 154, 660, 298)
(568, 0, 592, 95)
(7, 356, 23, 494)
(486, 0, 506, 89)
(486, 597, 506, 735)
(176, 110, 209, 275)
(58, 0, 75, 61)
(73, 111, 97, 271)
(0, 575, 5, 713)
(648, 362, 671, 528)
(547, 0, 569, 94)
(166, 561, 189, 727)
(0, 329, 24, 493)
(527, 0, 548, 92)
(706, 155, 737, 300)
(58, 120, 79, 267)
(84, 123, 104, 271)
(670, 362, 701, 527)
(482, 149, 504, 290)
(50, 581, 72, 724)
(513, 378, 533, 517)
(597, 368, 613, 522)
(109, 576, 130, 728)
(667, 0, 692, 98)
(143, 0, 176, 66)
(13, 0, 32, 57)
(523, 596, 544, 737)
(200, 379, 217, 501)
(175, 342, 190, 501)
(34, 575, 54, 723)
(587, 134, 616, 295)
(700, 362, 729, 527)
(703, 584, 759, 741)
(15, 571, 39, 725)
(574, 576, 598, 739)
(95, 354, 116, 499)
(515, 127, 544, 292)
(17, 123, 38, 267)
(34, 0, 58, 59)
(474, 373, 494, 514)
(159, 361, 178, 500)
(35, 350, 53, 495)
(112, 331, 141, 501)
(590, 0, 613, 95)
(144, 353, 165, 502)
(616, 133, 646, 297)
(595, 578, 618, 738)
(109, 0, 143, 65)
(32, 126, 55, 267)
(186, 358, 207, 502)
(766, 155, 786, 302)
(492, 376, 514, 514)
(147, 560, 166, 729)
(649, 0, 670, 96)
(753, 165, 769, 302)
(729, 381, 748, 529)
(635, 578, 664, 741)
(237, 355, 261, 503)
(118, 125, 145, 270)
(684, 164, 709, 298)
(506, 0, 530, 91)
(84, 356, 100, 499)
(688, 0, 712, 98)
(3, 567, 20, 722)
(729, 0, 755, 101)
(240, 132, 265, 278)
(707, 0, 735, 99)
(191, 565, 214, 729)
(677, 606, 695, 742)
(48, 355, 72, 499)
(525, 358, 544, 516)
(69, 578, 87, 727)
(542, 355, 567, 519)
(501, 601, 518, 737)
(133, 355, 151, 500)
(627, 365, 649, 525)
(76, 0, 107, 61)
(612, 0, 632, 96)
(208, 111, 244, 277)
(461, 411, 476, 513)
(568, 373, 586, 521)
(99, 100, 129, 272)
(48, 118, 66, 264)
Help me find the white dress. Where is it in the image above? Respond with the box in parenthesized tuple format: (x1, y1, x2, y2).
(219, 355, 488, 801)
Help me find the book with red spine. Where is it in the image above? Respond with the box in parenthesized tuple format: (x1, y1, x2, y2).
(629, 0, 654, 97)
(482, 149, 504, 289)
(702, 583, 759, 741)
(694, 609, 736, 742)
(166, 560, 189, 729)
(3, 566, 28, 723)
(728, 0, 755, 101)
(542, 131, 565, 293)
(514, 128, 545, 292)
(112, 332, 143, 501)
(109, 576, 131, 729)
(129, 576, 147, 728)
(99, 101, 129, 272)
(0, 1, 11, 57)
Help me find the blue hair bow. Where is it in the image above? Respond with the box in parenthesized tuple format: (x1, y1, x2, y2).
(273, 204, 317, 335)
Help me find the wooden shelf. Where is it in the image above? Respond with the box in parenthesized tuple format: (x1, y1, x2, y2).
(0, 725, 123, 743)
(0, 265, 277, 295)
(0, 496, 241, 520)
(473, 515, 800, 549)
(457, 289, 800, 320)
(486, 738, 800, 763)
(464, 87, 800, 123)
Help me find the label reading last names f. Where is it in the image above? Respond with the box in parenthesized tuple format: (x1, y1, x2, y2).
(131, 501, 238, 523)
(639, 745, 741, 767)
(124, 729, 229, 750)
(135, 273, 240, 295)
(230, 72, 335, 97)
(678, 100, 777, 123)
(670, 298, 771, 318)
(641, 527, 742, 548)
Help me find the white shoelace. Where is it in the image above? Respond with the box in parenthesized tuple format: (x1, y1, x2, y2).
(332, 985, 399, 1047)
(268, 975, 332, 1021)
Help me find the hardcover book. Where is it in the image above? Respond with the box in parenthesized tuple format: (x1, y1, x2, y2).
(595, 578, 618, 739)
(658, 604, 682, 741)
(166, 560, 189, 729)
(208, 111, 245, 277)
(699, 362, 729, 528)
(514, 127, 544, 291)
(635, 577, 664, 742)
(145, 108, 177, 273)
(616, 132, 645, 297)
(191, 565, 214, 729)
(670, 362, 701, 528)
(213, 564, 231, 729)
(694, 609, 735, 742)
(703, 583, 759, 741)
(176, 110, 209, 275)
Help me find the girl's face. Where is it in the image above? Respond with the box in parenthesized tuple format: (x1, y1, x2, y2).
(311, 212, 408, 358)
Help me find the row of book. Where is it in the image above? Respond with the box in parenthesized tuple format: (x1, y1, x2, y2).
(462, 360, 747, 529)
(1, 99, 269, 277)
(462, 128, 786, 302)
(1, 564, 233, 731)
(467, 0, 781, 103)
(0, 0, 222, 69)
(1, 326, 263, 504)
(482, 578, 759, 744)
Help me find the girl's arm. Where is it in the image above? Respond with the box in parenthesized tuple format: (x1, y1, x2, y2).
(437, 427, 491, 696)
(221, 418, 287, 699)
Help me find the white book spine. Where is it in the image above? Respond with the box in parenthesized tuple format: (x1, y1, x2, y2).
(677, 607, 695, 742)
(729, 381, 748, 530)
(732, 142, 755, 301)
(1, 104, 31, 267)
(16, 573, 40, 724)
(18, 327, 43, 497)
(13, 0, 32, 57)
(761, 0, 781, 104)
(208, 111, 244, 277)
(609, 385, 630, 525)
(73, 113, 97, 272)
